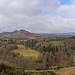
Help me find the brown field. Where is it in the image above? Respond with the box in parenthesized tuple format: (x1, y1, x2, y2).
(20, 35, 36, 39)
(52, 66, 75, 75)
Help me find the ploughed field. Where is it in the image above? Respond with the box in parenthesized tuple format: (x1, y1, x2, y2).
(13, 45, 40, 58)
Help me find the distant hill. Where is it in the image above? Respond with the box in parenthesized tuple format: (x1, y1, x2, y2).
(0, 29, 33, 35)
(38, 32, 75, 37)
(0, 29, 35, 38)
(0, 29, 75, 38)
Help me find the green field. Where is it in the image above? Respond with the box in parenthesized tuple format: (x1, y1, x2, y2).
(13, 45, 40, 58)
(50, 41, 64, 46)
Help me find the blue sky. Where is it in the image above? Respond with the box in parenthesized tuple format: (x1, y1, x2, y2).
(0, 0, 75, 33)
(59, 0, 72, 5)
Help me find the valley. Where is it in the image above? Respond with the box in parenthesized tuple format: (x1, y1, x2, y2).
(0, 29, 75, 75)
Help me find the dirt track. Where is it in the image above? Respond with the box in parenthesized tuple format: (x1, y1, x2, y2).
(53, 67, 75, 75)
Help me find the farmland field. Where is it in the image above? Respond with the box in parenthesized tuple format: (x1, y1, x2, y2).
(13, 45, 40, 58)
(50, 41, 64, 46)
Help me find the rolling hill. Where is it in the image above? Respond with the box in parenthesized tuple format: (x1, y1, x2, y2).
(0, 29, 36, 39)
(0, 29, 49, 39)
(0, 29, 75, 39)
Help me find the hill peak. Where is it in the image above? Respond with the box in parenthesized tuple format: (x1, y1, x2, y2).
(19, 29, 26, 31)
(0, 29, 34, 38)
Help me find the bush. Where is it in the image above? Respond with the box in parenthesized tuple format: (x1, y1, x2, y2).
(6, 44, 18, 50)
(57, 66, 64, 70)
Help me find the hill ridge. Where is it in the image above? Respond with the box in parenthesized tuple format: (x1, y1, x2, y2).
(0, 29, 34, 38)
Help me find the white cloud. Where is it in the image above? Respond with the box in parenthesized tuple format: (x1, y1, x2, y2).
(0, 0, 75, 33)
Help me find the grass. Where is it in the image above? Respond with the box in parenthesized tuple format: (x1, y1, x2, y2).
(13, 45, 40, 58)
(50, 41, 64, 46)
(4, 34, 18, 38)
(0, 59, 15, 67)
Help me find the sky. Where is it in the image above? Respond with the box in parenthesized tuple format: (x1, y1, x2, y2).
(0, 0, 75, 33)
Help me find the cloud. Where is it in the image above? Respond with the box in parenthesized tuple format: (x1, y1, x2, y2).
(0, 0, 75, 33)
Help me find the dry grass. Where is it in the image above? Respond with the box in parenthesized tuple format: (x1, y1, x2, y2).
(13, 45, 40, 58)
(53, 67, 75, 75)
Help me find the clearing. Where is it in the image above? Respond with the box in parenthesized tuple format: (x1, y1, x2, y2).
(50, 41, 64, 46)
(13, 45, 40, 58)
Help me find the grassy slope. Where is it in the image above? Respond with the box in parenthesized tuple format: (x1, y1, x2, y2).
(50, 41, 64, 46)
(13, 45, 40, 58)
(52, 67, 75, 75)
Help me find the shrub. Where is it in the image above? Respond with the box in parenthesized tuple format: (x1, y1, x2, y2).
(6, 44, 18, 50)
(57, 66, 64, 70)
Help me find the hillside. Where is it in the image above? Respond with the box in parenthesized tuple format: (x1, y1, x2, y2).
(0, 29, 33, 36)
(0, 29, 50, 39)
